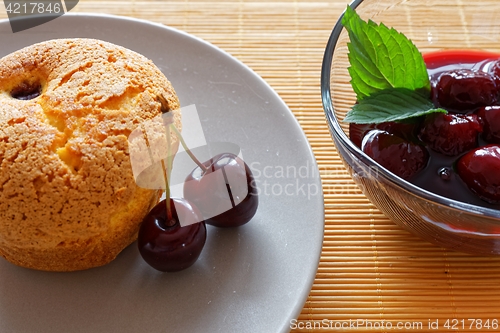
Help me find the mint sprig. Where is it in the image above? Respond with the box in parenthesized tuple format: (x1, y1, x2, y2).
(341, 6, 446, 123)
(344, 88, 446, 124)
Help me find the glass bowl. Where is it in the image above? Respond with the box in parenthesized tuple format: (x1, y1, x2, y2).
(321, 0, 500, 255)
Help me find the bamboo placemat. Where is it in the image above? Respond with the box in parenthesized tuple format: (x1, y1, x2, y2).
(3, 1, 500, 332)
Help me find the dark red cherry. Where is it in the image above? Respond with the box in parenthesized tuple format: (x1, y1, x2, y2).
(138, 198, 206, 272)
(183, 152, 258, 228)
(349, 120, 420, 148)
(349, 123, 376, 148)
(433, 69, 498, 112)
(419, 112, 482, 156)
(487, 59, 500, 86)
(477, 106, 500, 143)
(362, 129, 429, 180)
(457, 145, 500, 204)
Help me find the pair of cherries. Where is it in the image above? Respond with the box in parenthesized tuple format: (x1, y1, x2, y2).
(137, 97, 258, 272)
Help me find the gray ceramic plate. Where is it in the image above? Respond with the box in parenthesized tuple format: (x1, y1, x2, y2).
(0, 13, 324, 333)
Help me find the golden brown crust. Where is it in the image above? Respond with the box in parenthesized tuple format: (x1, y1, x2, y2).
(0, 38, 181, 271)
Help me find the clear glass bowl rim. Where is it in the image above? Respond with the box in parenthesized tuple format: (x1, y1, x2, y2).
(320, 0, 500, 220)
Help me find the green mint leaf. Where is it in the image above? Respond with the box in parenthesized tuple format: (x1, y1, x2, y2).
(341, 6, 430, 100)
(343, 88, 447, 124)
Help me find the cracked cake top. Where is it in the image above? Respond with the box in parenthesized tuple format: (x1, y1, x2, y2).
(0, 38, 181, 271)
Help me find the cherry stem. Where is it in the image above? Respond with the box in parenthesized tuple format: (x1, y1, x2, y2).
(162, 121, 174, 224)
(160, 159, 173, 222)
(169, 124, 208, 173)
(156, 94, 207, 224)
(156, 94, 175, 223)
